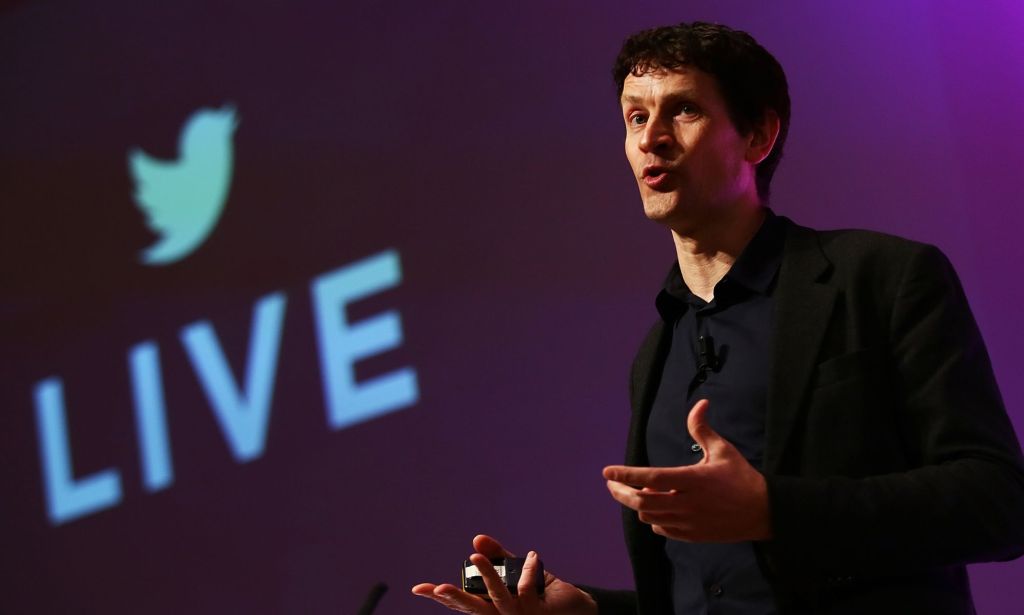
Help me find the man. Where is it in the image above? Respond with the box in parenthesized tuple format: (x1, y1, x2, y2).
(413, 22, 1024, 614)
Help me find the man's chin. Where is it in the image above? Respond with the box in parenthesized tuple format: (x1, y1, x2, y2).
(642, 198, 682, 223)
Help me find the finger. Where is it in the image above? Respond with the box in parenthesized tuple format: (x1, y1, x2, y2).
(634, 488, 692, 512)
(650, 523, 695, 542)
(516, 551, 542, 609)
(607, 479, 698, 513)
(469, 553, 516, 613)
(413, 583, 493, 614)
(473, 534, 515, 559)
(603, 465, 664, 489)
(637, 508, 689, 525)
(605, 478, 644, 510)
(603, 465, 692, 491)
(411, 583, 437, 596)
(434, 584, 493, 614)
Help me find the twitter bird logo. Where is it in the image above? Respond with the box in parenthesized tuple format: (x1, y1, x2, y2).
(129, 106, 239, 265)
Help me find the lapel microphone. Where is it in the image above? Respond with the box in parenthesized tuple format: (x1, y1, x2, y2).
(696, 335, 720, 382)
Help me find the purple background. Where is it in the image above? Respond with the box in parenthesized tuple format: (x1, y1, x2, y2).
(2, 1, 1022, 613)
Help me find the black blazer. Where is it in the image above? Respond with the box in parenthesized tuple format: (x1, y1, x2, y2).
(590, 218, 1024, 614)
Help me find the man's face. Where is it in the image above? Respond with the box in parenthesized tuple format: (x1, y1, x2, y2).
(621, 67, 757, 232)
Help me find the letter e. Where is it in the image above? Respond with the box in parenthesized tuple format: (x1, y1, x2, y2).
(311, 250, 419, 430)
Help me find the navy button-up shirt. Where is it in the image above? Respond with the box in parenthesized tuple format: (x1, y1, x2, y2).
(646, 210, 784, 615)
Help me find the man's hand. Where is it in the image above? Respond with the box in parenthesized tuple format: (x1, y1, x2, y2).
(603, 399, 772, 543)
(411, 535, 597, 614)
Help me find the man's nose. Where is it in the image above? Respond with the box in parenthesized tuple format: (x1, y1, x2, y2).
(639, 117, 674, 153)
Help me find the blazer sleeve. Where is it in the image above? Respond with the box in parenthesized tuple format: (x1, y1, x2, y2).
(762, 243, 1024, 578)
(574, 585, 637, 615)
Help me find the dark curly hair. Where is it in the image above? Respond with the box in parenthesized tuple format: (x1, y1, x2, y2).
(613, 22, 790, 202)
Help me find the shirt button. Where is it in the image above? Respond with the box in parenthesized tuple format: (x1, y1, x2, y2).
(709, 583, 724, 598)
(691, 443, 703, 454)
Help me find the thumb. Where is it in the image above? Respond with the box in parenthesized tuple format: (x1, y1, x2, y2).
(687, 399, 725, 458)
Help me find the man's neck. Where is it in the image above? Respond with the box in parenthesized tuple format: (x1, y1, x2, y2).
(671, 205, 768, 302)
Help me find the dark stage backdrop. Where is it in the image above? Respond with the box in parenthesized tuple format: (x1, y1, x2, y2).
(2, 1, 1023, 613)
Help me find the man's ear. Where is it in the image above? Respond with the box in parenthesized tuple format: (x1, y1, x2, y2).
(745, 110, 781, 165)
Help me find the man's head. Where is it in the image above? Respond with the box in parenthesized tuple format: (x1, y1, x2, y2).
(614, 22, 790, 206)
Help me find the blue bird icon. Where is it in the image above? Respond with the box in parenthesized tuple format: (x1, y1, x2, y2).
(129, 106, 239, 265)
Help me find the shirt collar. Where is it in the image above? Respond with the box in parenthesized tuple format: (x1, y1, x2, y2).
(655, 208, 785, 322)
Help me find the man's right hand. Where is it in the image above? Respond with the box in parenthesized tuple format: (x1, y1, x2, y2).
(411, 535, 597, 615)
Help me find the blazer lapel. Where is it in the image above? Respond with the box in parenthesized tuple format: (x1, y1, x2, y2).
(626, 320, 672, 466)
(764, 220, 837, 474)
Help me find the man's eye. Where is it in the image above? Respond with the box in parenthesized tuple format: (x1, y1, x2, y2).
(629, 114, 647, 126)
(679, 104, 699, 117)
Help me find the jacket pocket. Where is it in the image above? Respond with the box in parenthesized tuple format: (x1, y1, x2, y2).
(813, 346, 882, 389)
(804, 345, 902, 475)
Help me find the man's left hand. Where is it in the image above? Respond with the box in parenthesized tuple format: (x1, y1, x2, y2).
(603, 399, 772, 543)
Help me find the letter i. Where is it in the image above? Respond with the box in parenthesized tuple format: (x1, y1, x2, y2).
(129, 341, 174, 491)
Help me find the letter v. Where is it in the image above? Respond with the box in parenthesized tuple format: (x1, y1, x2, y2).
(180, 292, 286, 462)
